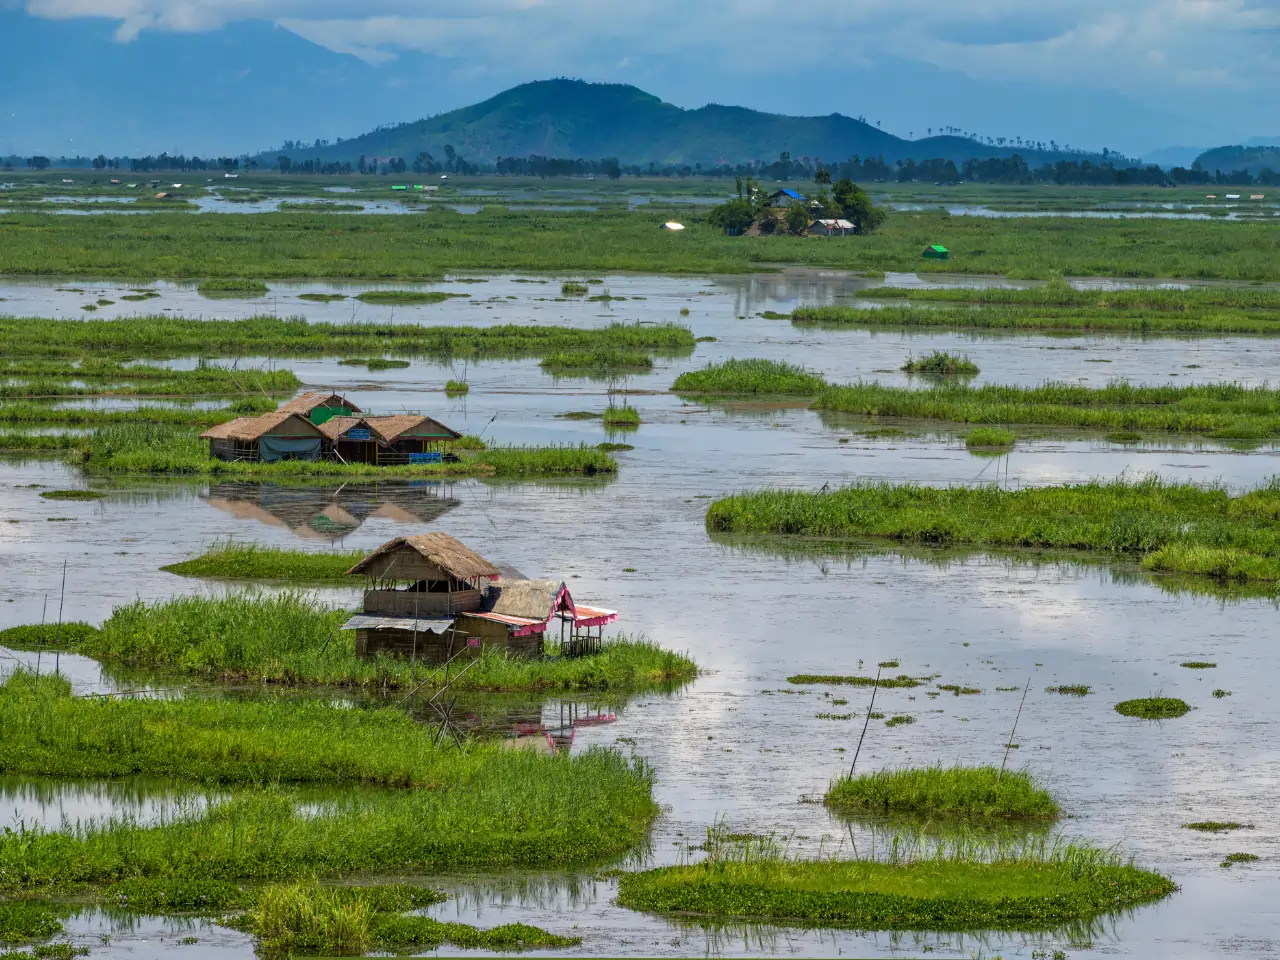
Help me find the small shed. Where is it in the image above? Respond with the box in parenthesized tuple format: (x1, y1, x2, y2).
(199, 411, 324, 462)
(279, 391, 362, 425)
(459, 578, 618, 658)
(923, 245, 950, 260)
(811, 218, 855, 236)
(366, 414, 462, 464)
(343, 533, 501, 662)
(767, 189, 808, 206)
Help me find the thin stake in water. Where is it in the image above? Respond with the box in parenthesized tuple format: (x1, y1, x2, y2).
(849, 666, 882, 777)
(998, 676, 1032, 786)
(54, 559, 67, 676)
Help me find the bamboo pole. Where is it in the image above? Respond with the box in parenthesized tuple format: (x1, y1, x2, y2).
(849, 666, 882, 777)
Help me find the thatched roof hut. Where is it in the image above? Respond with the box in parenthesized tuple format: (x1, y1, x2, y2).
(198, 411, 324, 462)
(347, 533, 500, 585)
(279, 391, 362, 424)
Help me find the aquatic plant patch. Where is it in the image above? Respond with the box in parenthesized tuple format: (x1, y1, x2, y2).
(161, 544, 365, 582)
(966, 427, 1015, 448)
(812, 380, 1280, 437)
(1180, 661, 1217, 669)
(707, 477, 1280, 588)
(901, 351, 979, 376)
(0, 316, 695, 361)
(37, 490, 103, 500)
(1184, 822, 1247, 832)
(539, 351, 654, 374)
(0, 904, 62, 944)
(0, 622, 101, 650)
(1220, 853, 1260, 867)
(824, 766, 1060, 820)
(1045, 685, 1092, 696)
(602, 405, 641, 427)
(197, 279, 269, 296)
(672, 359, 828, 396)
(616, 844, 1173, 930)
(1115, 697, 1190, 719)
(787, 674, 925, 688)
(353, 290, 465, 305)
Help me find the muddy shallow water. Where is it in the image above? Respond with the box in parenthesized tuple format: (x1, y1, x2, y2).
(0, 269, 1278, 957)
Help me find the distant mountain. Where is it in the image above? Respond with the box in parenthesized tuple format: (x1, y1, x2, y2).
(1193, 145, 1280, 176)
(264, 79, 1118, 168)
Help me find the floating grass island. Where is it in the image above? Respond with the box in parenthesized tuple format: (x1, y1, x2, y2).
(672, 358, 828, 396)
(706, 478, 1280, 589)
(901, 351, 979, 376)
(162, 544, 366, 582)
(24, 592, 697, 693)
(1115, 697, 1191, 719)
(966, 427, 1016, 449)
(0, 671, 659, 886)
(617, 828, 1174, 931)
(824, 766, 1060, 820)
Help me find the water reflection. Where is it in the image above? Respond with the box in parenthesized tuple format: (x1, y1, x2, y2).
(202, 480, 460, 541)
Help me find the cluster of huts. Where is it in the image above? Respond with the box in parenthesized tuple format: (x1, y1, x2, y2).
(342, 533, 617, 663)
(200, 392, 462, 465)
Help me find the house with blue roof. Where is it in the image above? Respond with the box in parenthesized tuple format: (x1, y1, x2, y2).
(767, 188, 808, 206)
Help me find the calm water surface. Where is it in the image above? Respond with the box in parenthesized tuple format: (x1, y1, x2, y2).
(0, 270, 1277, 957)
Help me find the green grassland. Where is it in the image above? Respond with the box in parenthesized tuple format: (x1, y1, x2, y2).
(3, 207, 1280, 280)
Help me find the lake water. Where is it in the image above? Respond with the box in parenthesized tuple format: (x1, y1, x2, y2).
(0, 269, 1277, 958)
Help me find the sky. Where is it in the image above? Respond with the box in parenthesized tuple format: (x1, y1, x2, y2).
(11, 0, 1280, 153)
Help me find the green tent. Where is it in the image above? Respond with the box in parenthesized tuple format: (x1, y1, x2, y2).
(923, 245, 950, 260)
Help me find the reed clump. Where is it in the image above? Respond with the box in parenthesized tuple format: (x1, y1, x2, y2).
(617, 825, 1173, 929)
(901, 351, 979, 376)
(82, 592, 696, 692)
(0, 622, 100, 650)
(966, 427, 1015, 448)
(444, 379, 469, 395)
(824, 766, 1060, 820)
(539, 351, 654, 374)
(602, 405, 641, 427)
(1115, 697, 1190, 719)
(706, 477, 1280, 588)
(161, 543, 365, 582)
(672, 359, 828, 396)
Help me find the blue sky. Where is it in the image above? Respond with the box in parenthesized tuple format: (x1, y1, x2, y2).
(12, 0, 1280, 151)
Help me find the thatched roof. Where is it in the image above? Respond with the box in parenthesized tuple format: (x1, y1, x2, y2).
(279, 391, 362, 416)
(199, 411, 323, 442)
(366, 415, 461, 442)
(347, 533, 500, 581)
(315, 416, 367, 441)
(486, 579, 568, 621)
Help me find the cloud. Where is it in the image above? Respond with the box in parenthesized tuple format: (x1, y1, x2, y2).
(21, 0, 1280, 106)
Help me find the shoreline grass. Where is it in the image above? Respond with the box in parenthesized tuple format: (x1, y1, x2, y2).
(617, 827, 1174, 931)
(80, 425, 617, 478)
(0, 316, 696, 360)
(706, 477, 1280, 588)
(75, 591, 698, 692)
(671, 359, 827, 396)
(824, 767, 1060, 820)
(161, 544, 365, 582)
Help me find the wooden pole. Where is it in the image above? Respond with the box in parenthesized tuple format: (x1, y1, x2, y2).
(849, 666, 882, 777)
(998, 676, 1032, 786)
(53, 560, 67, 676)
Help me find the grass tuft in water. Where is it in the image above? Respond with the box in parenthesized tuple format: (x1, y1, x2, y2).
(1115, 697, 1190, 719)
(1045, 685, 1092, 696)
(444, 379, 469, 395)
(37, 490, 104, 501)
(353, 290, 463, 305)
(787, 674, 923, 688)
(335, 357, 411, 370)
(966, 427, 1016, 448)
(602, 405, 641, 427)
(1212, 688, 1232, 698)
(671, 359, 828, 396)
(901, 351, 979, 376)
(1180, 661, 1217, 669)
(1184, 822, 1247, 832)
(1220, 852, 1260, 867)
(540, 351, 654, 375)
(824, 766, 1060, 820)
(197, 279, 269, 297)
